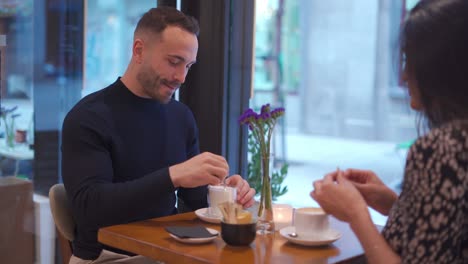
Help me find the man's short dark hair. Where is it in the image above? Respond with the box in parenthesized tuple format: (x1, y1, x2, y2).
(135, 6, 199, 37)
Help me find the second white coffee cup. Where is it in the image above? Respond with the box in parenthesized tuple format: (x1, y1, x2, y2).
(294, 207, 329, 237)
(207, 185, 237, 217)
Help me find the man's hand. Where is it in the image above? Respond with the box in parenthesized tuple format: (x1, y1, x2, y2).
(225, 175, 256, 208)
(169, 152, 229, 188)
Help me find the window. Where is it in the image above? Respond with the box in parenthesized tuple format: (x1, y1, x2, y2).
(252, 0, 417, 225)
(84, 0, 155, 97)
(0, 0, 34, 179)
(0, 1, 156, 263)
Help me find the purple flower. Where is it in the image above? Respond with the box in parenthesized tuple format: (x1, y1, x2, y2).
(239, 104, 285, 133)
(271, 107, 285, 118)
(261, 112, 271, 120)
(238, 108, 255, 124)
(238, 103, 285, 217)
(260, 104, 271, 114)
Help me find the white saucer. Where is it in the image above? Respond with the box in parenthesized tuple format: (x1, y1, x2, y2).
(279, 226, 341, 246)
(169, 228, 219, 244)
(195, 208, 222, 224)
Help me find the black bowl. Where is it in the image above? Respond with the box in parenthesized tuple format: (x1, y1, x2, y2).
(221, 221, 256, 246)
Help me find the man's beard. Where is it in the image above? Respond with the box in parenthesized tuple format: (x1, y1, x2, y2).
(136, 64, 173, 103)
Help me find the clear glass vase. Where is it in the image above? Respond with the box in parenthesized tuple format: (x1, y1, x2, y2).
(256, 154, 275, 234)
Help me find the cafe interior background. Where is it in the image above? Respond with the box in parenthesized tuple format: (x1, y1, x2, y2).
(0, 0, 419, 263)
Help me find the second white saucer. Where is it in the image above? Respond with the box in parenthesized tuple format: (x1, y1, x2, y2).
(279, 226, 341, 246)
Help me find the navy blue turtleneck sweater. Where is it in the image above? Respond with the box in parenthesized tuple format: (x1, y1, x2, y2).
(62, 78, 208, 259)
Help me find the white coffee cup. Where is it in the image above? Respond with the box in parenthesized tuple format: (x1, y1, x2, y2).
(294, 207, 329, 238)
(207, 185, 237, 217)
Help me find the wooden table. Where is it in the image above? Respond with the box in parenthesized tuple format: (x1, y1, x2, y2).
(98, 212, 368, 264)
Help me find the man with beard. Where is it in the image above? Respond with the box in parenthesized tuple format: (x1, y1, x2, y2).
(61, 7, 255, 264)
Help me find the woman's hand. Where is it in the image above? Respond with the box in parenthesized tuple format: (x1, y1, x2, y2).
(225, 175, 256, 208)
(313, 170, 401, 264)
(311, 171, 369, 224)
(344, 169, 398, 216)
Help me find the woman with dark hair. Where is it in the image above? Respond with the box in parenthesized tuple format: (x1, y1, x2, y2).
(311, 0, 468, 263)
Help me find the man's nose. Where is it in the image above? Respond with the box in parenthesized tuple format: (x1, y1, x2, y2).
(173, 66, 188, 84)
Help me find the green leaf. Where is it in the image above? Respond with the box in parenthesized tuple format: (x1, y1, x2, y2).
(246, 132, 289, 200)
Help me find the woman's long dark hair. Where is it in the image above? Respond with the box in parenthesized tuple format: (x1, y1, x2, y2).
(400, 0, 468, 131)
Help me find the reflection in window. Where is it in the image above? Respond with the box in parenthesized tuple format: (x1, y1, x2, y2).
(84, 0, 155, 97)
(0, 0, 34, 178)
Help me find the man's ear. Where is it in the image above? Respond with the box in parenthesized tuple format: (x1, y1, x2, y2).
(133, 38, 144, 63)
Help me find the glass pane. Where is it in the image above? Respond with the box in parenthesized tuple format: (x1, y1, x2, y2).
(252, 0, 417, 225)
(84, 0, 156, 97)
(1, 1, 156, 263)
(0, 2, 35, 263)
(0, 0, 34, 179)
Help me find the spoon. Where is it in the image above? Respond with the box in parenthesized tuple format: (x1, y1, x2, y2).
(288, 232, 298, 238)
(222, 176, 227, 189)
